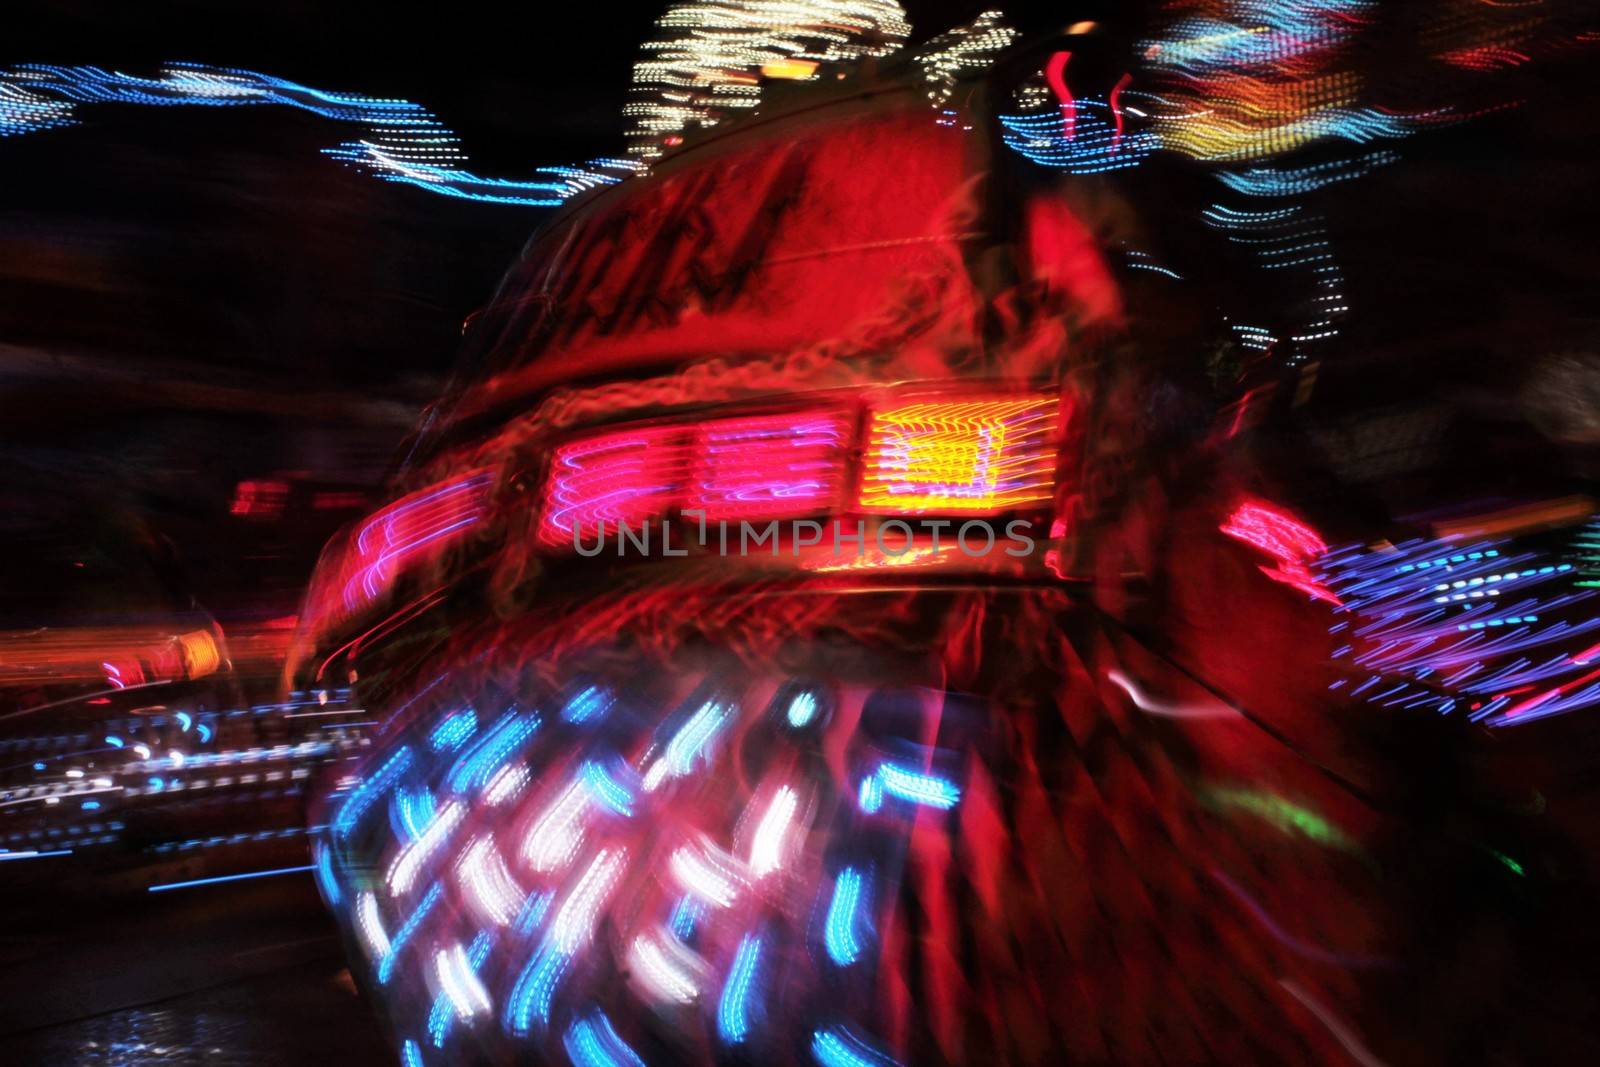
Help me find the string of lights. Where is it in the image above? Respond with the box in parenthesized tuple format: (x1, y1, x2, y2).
(0, 62, 641, 206)
(623, 0, 911, 161)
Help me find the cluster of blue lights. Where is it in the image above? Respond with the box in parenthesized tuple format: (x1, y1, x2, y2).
(1217, 150, 1401, 197)
(334, 745, 414, 837)
(445, 711, 538, 795)
(564, 1011, 646, 1067)
(998, 97, 1156, 174)
(379, 881, 446, 984)
(1319, 533, 1600, 724)
(858, 761, 961, 813)
(506, 945, 572, 1034)
(717, 932, 765, 1043)
(315, 670, 949, 1063)
(1, 62, 640, 206)
(428, 709, 477, 752)
(562, 685, 615, 725)
(824, 867, 867, 966)
(812, 1025, 901, 1067)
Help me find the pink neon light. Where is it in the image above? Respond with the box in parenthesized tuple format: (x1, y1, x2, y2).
(689, 410, 850, 521)
(1220, 501, 1329, 561)
(540, 427, 685, 547)
(342, 471, 494, 610)
(1220, 500, 1341, 605)
(1044, 51, 1075, 142)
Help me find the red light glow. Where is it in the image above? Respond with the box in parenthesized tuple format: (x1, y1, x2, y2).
(230, 479, 289, 518)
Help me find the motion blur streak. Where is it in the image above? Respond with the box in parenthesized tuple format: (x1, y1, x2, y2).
(1316, 527, 1600, 724)
(628, 929, 703, 1004)
(146, 863, 314, 892)
(1106, 669, 1241, 720)
(0, 625, 216, 687)
(387, 800, 464, 895)
(1279, 980, 1388, 1067)
(748, 786, 799, 875)
(435, 941, 492, 1020)
(381, 883, 447, 984)
(506, 947, 571, 1033)
(458, 836, 525, 926)
(0, 63, 640, 204)
(669, 842, 741, 908)
(357, 891, 392, 959)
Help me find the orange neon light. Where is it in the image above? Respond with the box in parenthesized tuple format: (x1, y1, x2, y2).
(857, 397, 1059, 514)
(177, 629, 223, 679)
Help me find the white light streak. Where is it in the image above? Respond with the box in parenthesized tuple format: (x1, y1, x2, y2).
(748, 786, 800, 876)
(435, 943, 492, 1020)
(388, 800, 464, 895)
(458, 836, 525, 927)
(550, 848, 628, 954)
(357, 892, 392, 959)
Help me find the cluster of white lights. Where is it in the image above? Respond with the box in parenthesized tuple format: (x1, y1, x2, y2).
(916, 10, 1017, 109)
(624, 0, 912, 160)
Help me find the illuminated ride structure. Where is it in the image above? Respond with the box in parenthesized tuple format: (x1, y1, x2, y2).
(296, 21, 1594, 1067)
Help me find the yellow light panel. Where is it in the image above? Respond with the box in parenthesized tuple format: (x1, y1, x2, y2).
(857, 396, 1058, 513)
(178, 629, 223, 679)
